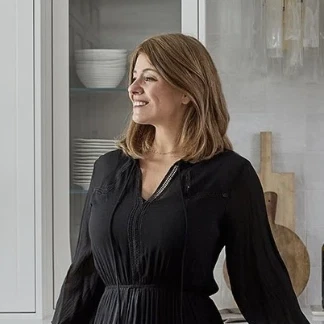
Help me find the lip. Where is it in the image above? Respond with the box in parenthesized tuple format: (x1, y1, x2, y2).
(132, 99, 149, 108)
(132, 97, 148, 102)
(133, 102, 149, 108)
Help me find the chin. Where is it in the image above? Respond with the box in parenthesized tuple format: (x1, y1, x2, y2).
(132, 117, 151, 125)
(132, 114, 155, 125)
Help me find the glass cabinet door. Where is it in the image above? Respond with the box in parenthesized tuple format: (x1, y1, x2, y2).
(53, 0, 184, 305)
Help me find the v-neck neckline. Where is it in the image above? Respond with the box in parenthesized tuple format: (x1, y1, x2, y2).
(135, 159, 180, 204)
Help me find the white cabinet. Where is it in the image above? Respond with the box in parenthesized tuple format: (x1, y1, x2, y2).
(0, 0, 321, 317)
(0, 0, 35, 312)
(48, 0, 324, 315)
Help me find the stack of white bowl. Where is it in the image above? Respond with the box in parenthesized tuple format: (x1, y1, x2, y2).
(72, 138, 117, 190)
(75, 49, 128, 88)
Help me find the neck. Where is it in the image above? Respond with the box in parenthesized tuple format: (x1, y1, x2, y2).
(151, 126, 180, 154)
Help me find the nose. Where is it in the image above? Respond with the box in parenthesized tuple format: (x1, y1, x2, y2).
(128, 79, 143, 96)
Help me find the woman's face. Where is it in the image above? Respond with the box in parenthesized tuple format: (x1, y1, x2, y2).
(128, 53, 189, 128)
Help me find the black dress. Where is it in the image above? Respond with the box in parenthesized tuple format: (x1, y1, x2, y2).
(52, 149, 310, 324)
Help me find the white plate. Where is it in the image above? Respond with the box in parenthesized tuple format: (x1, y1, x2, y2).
(73, 142, 116, 145)
(73, 159, 97, 163)
(73, 177, 92, 181)
(73, 160, 99, 164)
(73, 167, 94, 171)
(73, 170, 93, 174)
(73, 161, 95, 164)
(73, 146, 116, 150)
(73, 138, 116, 143)
(73, 152, 113, 156)
(72, 168, 93, 173)
(73, 141, 116, 144)
(74, 154, 101, 158)
(73, 147, 116, 151)
(72, 178, 91, 182)
(73, 152, 108, 156)
(73, 152, 105, 157)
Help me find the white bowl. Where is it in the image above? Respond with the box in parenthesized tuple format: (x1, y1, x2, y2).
(76, 76, 125, 88)
(76, 69, 125, 76)
(75, 49, 128, 61)
(76, 63, 126, 88)
(76, 61, 126, 68)
(75, 49, 127, 54)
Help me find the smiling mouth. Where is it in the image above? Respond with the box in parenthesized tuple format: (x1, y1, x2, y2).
(133, 101, 149, 107)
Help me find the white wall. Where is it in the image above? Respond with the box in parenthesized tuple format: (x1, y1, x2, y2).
(211, 77, 324, 309)
(206, 0, 324, 307)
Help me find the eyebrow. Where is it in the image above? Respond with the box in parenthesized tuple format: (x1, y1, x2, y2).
(133, 68, 158, 74)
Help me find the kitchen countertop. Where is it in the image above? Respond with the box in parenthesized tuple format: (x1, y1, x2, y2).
(302, 308, 324, 324)
(0, 308, 322, 323)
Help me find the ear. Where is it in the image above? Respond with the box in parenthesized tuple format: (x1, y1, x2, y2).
(181, 93, 190, 105)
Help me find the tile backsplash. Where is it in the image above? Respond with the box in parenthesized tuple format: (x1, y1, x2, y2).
(210, 78, 324, 309)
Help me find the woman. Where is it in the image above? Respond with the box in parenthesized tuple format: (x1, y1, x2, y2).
(52, 33, 309, 324)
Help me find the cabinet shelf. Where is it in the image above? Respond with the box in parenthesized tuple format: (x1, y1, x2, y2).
(70, 87, 128, 93)
(70, 188, 88, 194)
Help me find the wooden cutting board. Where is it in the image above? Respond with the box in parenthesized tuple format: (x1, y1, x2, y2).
(223, 191, 310, 296)
(257, 132, 295, 231)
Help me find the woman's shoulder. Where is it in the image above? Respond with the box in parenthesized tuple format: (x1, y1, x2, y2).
(91, 149, 132, 184)
(96, 148, 131, 166)
(196, 149, 255, 190)
(204, 149, 251, 173)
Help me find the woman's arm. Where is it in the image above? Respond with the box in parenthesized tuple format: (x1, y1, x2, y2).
(224, 161, 309, 324)
(52, 157, 105, 324)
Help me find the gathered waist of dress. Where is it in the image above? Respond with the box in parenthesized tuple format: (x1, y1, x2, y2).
(104, 283, 208, 296)
(95, 283, 221, 324)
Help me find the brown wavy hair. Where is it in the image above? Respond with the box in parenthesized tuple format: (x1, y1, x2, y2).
(117, 33, 233, 163)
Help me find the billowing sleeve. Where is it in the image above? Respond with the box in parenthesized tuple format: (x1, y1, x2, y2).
(52, 157, 105, 324)
(224, 161, 309, 324)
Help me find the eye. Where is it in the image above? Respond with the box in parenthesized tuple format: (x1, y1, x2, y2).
(144, 76, 156, 82)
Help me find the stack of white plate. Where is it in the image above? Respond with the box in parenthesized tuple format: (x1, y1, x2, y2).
(75, 49, 128, 88)
(72, 138, 117, 190)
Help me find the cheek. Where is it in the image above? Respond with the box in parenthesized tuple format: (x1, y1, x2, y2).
(153, 90, 180, 107)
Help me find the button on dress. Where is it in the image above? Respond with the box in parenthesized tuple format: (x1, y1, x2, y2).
(52, 150, 310, 324)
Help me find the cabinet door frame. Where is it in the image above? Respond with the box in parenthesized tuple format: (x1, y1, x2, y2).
(34, 0, 55, 319)
(182, 0, 199, 37)
(198, 0, 207, 44)
(0, 0, 55, 319)
(0, 0, 38, 319)
(52, 0, 70, 309)
(0, 0, 35, 313)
